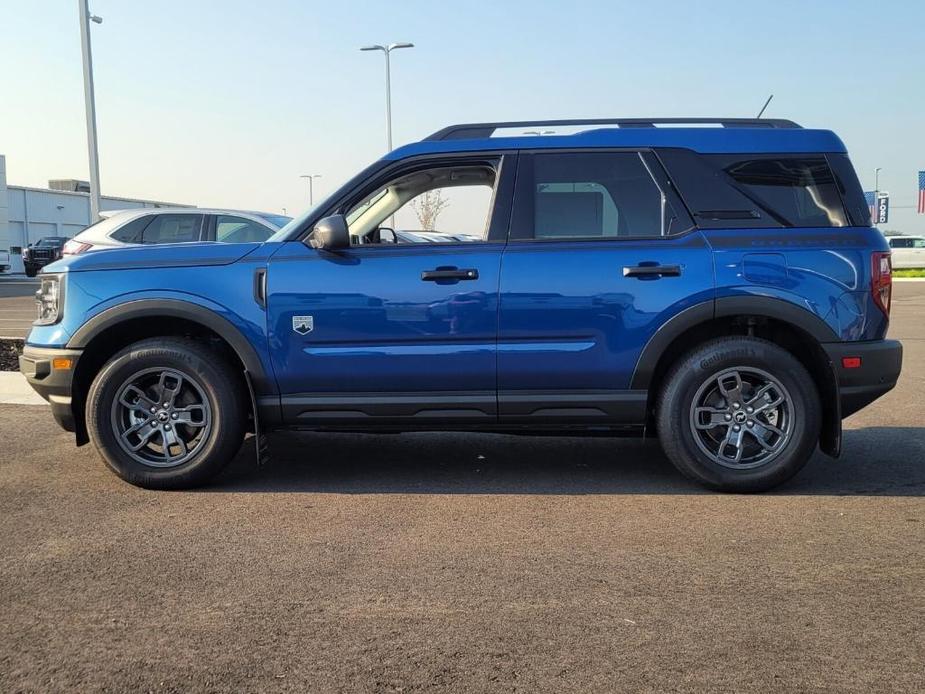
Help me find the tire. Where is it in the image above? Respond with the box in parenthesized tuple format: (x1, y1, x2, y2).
(25, 267, 37, 278)
(656, 336, 821, 492)
(86, 337, 246, 489)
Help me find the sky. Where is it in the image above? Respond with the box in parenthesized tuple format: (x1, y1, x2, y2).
(2, 0, 924, 234)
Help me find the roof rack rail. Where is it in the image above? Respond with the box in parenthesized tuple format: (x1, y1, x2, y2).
(425, 118, 802, 141)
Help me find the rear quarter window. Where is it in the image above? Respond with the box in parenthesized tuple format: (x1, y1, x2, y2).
(111, 215, 153, 243)
(706, 155, 849, 227)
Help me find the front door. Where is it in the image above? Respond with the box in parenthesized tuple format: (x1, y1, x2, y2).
(497, 150, 714, 425)
(267, 154, 515, 425)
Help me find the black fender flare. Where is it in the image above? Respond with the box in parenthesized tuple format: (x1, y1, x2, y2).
(631, 296, 840, 390)
(630, 295, 841, 456)
(67, 299, 272, 394)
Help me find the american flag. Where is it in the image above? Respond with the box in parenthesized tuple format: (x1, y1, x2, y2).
(865, 191, 878, 222)
(918, 171, 925, 214)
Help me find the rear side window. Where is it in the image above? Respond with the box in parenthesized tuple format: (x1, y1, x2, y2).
(141, 214, 204, 244)
(111, 215, 152, 243)
(512, 152, 673, 240)
(707, 155, 849, 227)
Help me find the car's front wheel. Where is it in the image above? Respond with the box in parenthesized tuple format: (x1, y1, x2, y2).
(656, 337, 821, 492)
(86, 338, 246, 489)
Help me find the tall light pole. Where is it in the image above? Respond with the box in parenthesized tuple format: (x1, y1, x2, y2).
(874, 167, 882, 196)
(78, 0, 103, 222)
(300, 174, 321, 206)
(360, 43, 414, 152)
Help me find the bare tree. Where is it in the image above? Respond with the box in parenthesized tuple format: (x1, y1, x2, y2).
(411, 189, 450, 230)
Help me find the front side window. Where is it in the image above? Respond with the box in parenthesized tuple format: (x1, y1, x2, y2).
(511, 152, 669, 240)
(141, 214, 204, 244)
(215, 215, 273, 243)
(708, 155, 849, 227)
(344, 162, 498, 245)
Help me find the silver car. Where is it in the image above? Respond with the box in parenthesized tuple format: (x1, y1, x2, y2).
(888, 235, 925, 270)
(62, 208, 291, 256)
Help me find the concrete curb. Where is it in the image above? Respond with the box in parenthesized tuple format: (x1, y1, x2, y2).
(893, 277, 925, 282)
(0, 372, 46, 405)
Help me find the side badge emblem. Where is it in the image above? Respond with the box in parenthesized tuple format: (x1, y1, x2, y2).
(292, 315, 314, 335)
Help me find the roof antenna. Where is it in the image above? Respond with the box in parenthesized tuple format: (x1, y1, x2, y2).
(756, 94, 774, 118)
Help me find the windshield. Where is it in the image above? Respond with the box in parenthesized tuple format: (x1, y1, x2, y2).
(267, 160, 384, 242)
(36, 237, 69, 247)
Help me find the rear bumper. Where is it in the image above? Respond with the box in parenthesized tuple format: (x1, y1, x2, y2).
(822, 339, 902, 418)
(19, 345, 82, 432)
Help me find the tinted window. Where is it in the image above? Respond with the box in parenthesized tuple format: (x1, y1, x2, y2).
(111, 215, 152, 243)
(215, 215, 273, 243)
(827, 153, 871, 226)
(141, 214, 204, 244)
(890, 238, 911, 248)
(708, 155, 849, 227)
(512, 152, 664, 240)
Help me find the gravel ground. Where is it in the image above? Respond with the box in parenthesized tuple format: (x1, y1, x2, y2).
(0, 337, 24, 371)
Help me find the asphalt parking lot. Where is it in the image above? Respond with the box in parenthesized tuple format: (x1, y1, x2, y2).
(1, 284, 923, 692)
(0, 275, 37, 338)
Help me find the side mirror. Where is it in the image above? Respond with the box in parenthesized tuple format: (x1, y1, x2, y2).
(377, 227, 398, 244)
(308, 214, 350, 251)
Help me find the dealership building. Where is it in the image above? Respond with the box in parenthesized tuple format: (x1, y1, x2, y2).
(0, 154, 189, 273)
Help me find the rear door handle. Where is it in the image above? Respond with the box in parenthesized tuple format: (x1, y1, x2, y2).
(421, 268, 479, 281)
(622, 264, 682, 278)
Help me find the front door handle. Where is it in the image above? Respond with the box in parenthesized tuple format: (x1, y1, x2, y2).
(421, 268, 479, 281)
(623, 264, 682, 278)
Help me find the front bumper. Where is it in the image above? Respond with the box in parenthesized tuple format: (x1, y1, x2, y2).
(823, 339, 903, 418)
(19, 345, 83, 432)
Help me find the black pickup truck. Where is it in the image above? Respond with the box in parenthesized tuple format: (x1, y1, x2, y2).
(23, 237, 69, 277)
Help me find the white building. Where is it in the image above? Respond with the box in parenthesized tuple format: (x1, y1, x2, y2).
(0, 154, 191, 273)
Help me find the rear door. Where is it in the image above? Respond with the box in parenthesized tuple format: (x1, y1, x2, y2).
(497, 150, 714, 425)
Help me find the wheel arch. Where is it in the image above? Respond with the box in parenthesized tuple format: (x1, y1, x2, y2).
(67, 299, 273, 445)
(633, 297, 841, 456)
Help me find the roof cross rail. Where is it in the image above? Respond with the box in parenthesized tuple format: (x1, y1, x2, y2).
(425, 118, 802, 141)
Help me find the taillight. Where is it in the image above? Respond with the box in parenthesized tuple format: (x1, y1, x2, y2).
(871, 251, 892, 316)
(62, 240, 93, 256)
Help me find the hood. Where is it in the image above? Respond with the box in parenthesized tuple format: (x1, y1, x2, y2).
(43, 241, 264, 273)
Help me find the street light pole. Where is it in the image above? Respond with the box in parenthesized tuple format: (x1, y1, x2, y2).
(300, 174, 321, 206)
(78, 0, 103, 222)
(360, 42, 414, 153)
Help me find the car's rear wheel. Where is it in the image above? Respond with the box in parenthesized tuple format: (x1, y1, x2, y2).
(86, 338, 246, 489)
(656, 336, 820, 492)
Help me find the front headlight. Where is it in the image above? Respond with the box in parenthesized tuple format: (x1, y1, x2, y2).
(34, 274, 64, 326)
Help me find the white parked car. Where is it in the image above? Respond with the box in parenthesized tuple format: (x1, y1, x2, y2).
(887, 235, 925, 269)
(62, 208, 291, 256)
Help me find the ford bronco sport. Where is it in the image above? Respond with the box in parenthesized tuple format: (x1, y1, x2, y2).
(20, 118, 903, 491)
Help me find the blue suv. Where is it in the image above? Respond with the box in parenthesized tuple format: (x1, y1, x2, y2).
(20, 118, 903, 491)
